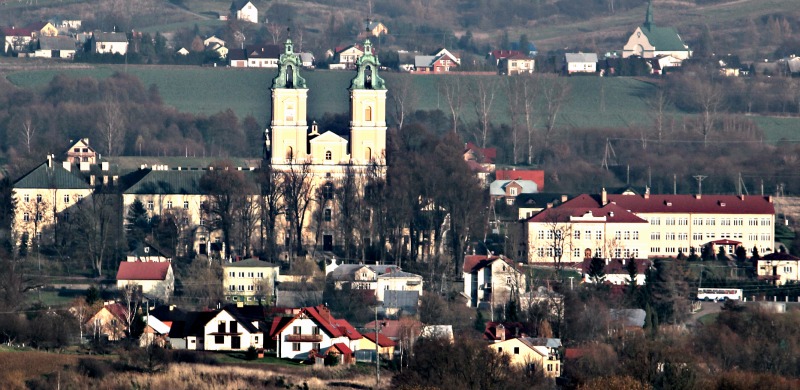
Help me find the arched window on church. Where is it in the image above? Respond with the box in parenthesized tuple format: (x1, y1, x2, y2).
(285, 103, 295, 122)
(325, 150, 332, 161)
(365, 106, 372, 122)
(364, 147, 372, 161)
(286, 65, 294, 88)
(365, 65, 373, 89)
(322, 182, 334, 200)
(286, 146, 293, 161)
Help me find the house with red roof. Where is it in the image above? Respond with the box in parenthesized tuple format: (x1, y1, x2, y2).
(269, 305, 363, 363)
(116, 261, 174, 300)
(496, 169, 545, 191)
(463, 255, 527, 308)
(525, 187, 776, 265)
(86, 301, 129, 341)
(2, 26, 35, 54)
(525, 200, 649, 264)
(356, 331, 396, 361)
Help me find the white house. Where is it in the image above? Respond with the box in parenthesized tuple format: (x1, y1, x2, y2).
(270, 305, 362, 363)
(231, 0, 258, 23)
(582, 258, 651, 285)
(116, 261, 174, 301)
(92, 32, 128, 55)
(565, 53, 598, 74)
(463, 255, 527, 308)
(186, 308, 264, 351)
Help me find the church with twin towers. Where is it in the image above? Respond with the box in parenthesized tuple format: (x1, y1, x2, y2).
(265, 38, 388, 170)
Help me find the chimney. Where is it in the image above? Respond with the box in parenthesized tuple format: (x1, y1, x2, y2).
(497, 324, 506, 341)
(546, 202, 553, 209)
(561, 194, 568, 203)
(605, 259, 610, 265)
(739, 194, 745, 201)
(62, 161, 71, 171)
(644, 187, 650, 199)
(47, 154, 53, 168)
(695, 194, 701, 199)
(90, 175, 96, 186)
(601, 188, 607, 205)
(622, 259, 626, 265)
(768, 196, 773, 203)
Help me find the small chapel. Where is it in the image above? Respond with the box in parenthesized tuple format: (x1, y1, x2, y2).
(622, 0, 692, 60)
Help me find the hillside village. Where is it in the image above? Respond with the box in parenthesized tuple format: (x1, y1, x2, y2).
(2, 0, 800, 389)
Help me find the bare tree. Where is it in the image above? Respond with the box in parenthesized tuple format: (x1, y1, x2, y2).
(70, 192, 119, 277)
(439, 77, 464, 134)
(505, 77, 524, 164)
(647, 87, 671, 150)
(539, 74, 571, 148)
(690, 75, 724, 147)
(258, 163, 284, 260)
(389, 75, 417, 130)
(471, 78, 498, 148)
(267, 22, 285, 45)
(520, 75, 540, 165)
(281, 156, 314, 265)
(15, 112, 35, 155)
(99, 100, 126, 156)
(200, 165, 255, 260)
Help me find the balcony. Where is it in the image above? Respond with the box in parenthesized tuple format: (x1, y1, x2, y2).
(285, 334, 323, 342)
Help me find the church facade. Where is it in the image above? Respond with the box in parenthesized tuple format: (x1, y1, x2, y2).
(265, 38, 389, 254)
(622, 1, 691, 60)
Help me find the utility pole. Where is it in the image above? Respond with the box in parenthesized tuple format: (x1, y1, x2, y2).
(693, 175, 707, 195)
(375, 305, 380, 388)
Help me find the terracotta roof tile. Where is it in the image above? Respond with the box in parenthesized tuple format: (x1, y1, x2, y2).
(116, 262, 171, 281)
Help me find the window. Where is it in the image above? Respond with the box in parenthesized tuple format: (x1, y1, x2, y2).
(749, 218, 758, 226)
(537, 231, 545, 239)
(166, 201, 172, 209)
(615, 248, 622, 258)
(734, 218, 743, 226)
(506, 276, 512, 284)
(651, 247, 660, 253)
(615, 231, 622, 240)
(595, 248, 603, 257)
(721, 218, 731, 226)
(257, 272, 264, 278)
(693, 233, 703, 240)
(229, 285, 235, 291)
(23, 213, 29, 222)
(247, 285, 254, 291)
(506, 198, 514, 205)
(513, 347, 520, 355)
(36, 194, 42, 203)
(706, 218, 715, 226)
(784, 266, 792, 273)
(77, 194, 83, 202)
(537, 248, 544, 257)
(665, 218, 675, 226)
(585, 230, 591, 239)
(624, 231, 631, 240)
(693, 219, 703, 226)
(678, 233, 688, 240)
(312, 342, 320, 351)
(573, 248, 581, 257)
(761, 218, 771, 226)
(650, 217, 660, 225)
(147, 201, 154, 210)
(64, 194, 70, 204)
(546, 231, 554, 240)
(239, 272, 245, 277)
(509, 187, 518, 196)
(36, 212, 42, 221)
(293, 326, 301, 335)
(574, 230, 580, 240)
(312, 326, 320, 335)
(325, 150, 332, 161)
(238, 285, 245, 291)
(633, 231, 639, 240)
(184, 201, 189, 209)
(595, 231, 602, 240)
(293, 343, 301, 351)
(23, 194, 29, 203)
(705, 232, 715, 239)
(215, 335, 224, 344)
(324, 209, 332, 221)
(666, 232, 676, 240)
(678, 218, 688, 226)
(228, 271, 235, 277)
(365, 106, 372, 121)
(323, 182, 334, 200)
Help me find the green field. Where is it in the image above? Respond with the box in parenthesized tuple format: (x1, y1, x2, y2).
(6, 66, 800, 141)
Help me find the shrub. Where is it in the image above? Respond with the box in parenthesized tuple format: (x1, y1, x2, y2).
(78, 358, 112, 379)
(245, 346, 258, 361)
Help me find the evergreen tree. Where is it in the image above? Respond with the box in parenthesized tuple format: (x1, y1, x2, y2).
(648, 259, 690, 324)
(716, 246, 728, 261)
(125, 199, 150, 250)
(588, 256, 606, 284)
(751, 246, 761, 260)
(701, 244, 714, 260)
(677, 248, 686, 260)
(735, 245, 747, 262)
(518, 34, 531, 55)
(473, 309, 485, 332)
(505, 299, 519, 322)
(688, 246, 699, 261)
(626, 258, 639, 304)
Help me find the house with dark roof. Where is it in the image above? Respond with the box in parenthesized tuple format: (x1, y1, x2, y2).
(462, 255, 526, 308)
(91, 31, 128, 55)
(34, 36, 76, 58)
(228, 48, 247, 67)
(12, 155, 94, 247)
(171, 306, 264, 351)
(126, 242, 171, 262)
(269, 305, 363, 363)
(325, 259, 422, 308)
(116, 261, 174, 300)
(756, 251, 800, 286)
(565, 52, 598, 74)
(413, 48, 460, 73)
(622, 0, 691, 60)
(246, 44, 281, 68)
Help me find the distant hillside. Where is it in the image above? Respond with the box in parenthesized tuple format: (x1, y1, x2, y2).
(1, 0, 799, 59)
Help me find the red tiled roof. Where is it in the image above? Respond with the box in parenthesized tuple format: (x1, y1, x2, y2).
(116, 262, 171, 281)
(363, 332, 395, 347)
(483, 321, 527, 341)
(269, 316, 294, 339)
(527, 203, 648, 224)
(331, 342, 353, 355)
(464, 142, 496, 163)
(582, 258, 651, 275)
(564, 348, 588, 360)
(1, 27, 33, 36)
(363, 318, 423, 340)
(271, 305, 361, 341)
(496, 169, 544, 189)
(564, 193, 775, 215)
(760, 252, 800, 261)
(490, 50, 524, 59)
(335, 44, 363, 54)
(89, 302, 128, 324)
(708, 239, 741, 246)
(334, 318, 363, 340)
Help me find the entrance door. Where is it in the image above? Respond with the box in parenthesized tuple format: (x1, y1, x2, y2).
(231, 336, 241, 349)
(323, 234, 333, 251)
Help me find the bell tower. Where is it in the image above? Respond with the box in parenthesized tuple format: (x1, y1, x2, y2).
(349, 39, 387, 165)
(267, 39, 309, 165)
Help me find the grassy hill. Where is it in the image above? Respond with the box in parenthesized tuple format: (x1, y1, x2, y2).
(7, 64, 800, 141)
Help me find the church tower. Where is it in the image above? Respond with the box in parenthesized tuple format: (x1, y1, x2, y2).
(267, 39, 309, 165)
(348, 39, 387, 165)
